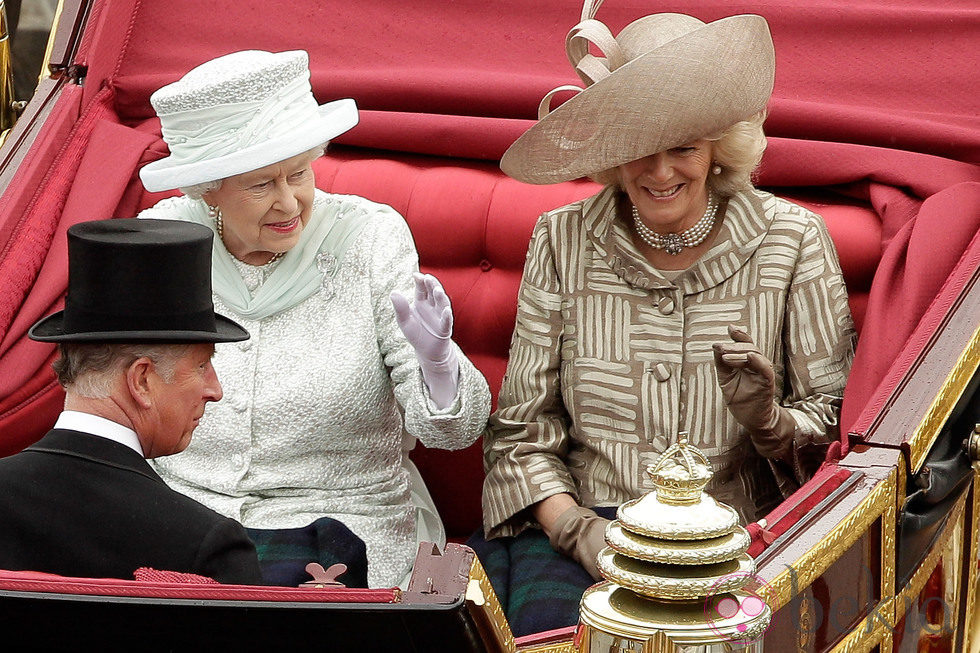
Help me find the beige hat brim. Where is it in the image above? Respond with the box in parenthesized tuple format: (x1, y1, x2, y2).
(500, 15, 774, 184)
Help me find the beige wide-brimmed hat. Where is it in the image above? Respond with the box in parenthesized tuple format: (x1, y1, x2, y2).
(500, 2, 775, 184)
(140, 50, 358, 192)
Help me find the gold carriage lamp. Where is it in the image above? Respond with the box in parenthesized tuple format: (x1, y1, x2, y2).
(577, 437, 773, 652)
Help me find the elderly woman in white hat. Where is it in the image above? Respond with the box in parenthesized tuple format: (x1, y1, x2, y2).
(136, 50, 491, 589)
(475, 3, 855, 635)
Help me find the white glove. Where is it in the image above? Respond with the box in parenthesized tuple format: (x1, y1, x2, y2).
(391, 273, 460, 409)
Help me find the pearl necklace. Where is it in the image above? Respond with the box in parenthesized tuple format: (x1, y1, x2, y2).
(632, 192, 719, 255)
(214, 206, 284, 265)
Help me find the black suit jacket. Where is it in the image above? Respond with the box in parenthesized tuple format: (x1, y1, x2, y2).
(0, 429, 263, 584)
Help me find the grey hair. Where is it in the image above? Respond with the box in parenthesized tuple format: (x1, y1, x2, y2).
(589, 112, 768, 197)
(177, 144, 330, 200)
(179, 179, 222, 200)
(54, 343, 190, 398)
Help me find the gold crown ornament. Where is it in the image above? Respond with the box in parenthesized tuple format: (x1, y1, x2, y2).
(577, 435, 772, 651)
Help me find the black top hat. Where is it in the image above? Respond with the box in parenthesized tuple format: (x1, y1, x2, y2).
(29, 219, 249, 343)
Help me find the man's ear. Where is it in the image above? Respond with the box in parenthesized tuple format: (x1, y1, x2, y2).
(125, 357, 155, 409)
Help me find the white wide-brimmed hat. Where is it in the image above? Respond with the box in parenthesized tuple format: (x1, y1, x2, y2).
(140, 49, 358, 192)
(500, 2, 775, 184)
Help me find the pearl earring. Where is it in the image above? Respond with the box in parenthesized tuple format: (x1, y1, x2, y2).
(712, 164, 722, 175)
(206, 204, 224, 239)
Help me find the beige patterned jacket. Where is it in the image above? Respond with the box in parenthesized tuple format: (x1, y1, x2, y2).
(482, 186, 855, 538)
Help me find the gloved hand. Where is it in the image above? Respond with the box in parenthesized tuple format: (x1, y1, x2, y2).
(712, 325, 796, 460)
(548, 505, 610, 581)
(391, 272, 460, 409)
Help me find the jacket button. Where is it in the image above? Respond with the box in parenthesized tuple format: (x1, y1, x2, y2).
(652, 363, 671, 382)
(658, 296, 675, 315)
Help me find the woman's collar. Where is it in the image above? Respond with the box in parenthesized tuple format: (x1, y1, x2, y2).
(584, 187, 775, 293)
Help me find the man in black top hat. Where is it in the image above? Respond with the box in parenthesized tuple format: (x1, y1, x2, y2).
(0, 219, 263, 584)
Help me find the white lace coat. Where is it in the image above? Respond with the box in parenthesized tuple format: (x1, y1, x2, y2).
(142, 192, 491, 587)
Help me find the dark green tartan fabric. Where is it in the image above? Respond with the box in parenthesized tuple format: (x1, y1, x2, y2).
(246, 516, 368, 588)
(467, 506, 616, 637)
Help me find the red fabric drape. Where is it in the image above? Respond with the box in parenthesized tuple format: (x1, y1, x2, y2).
(0, 88, 161, 454)
(843, 184, 980, 444)
(101, 0, 978, 165)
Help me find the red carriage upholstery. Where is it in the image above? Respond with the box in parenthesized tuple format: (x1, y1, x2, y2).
(0, 0, 977, 553)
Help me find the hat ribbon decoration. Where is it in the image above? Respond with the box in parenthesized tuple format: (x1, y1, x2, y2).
(536, 0, 625, 120)
(159, 74, 319, 167)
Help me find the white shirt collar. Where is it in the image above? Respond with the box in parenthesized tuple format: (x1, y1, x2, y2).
(54, 410, 145, 457)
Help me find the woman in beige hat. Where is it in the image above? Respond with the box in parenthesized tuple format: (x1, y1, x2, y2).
(475, 2, 855, 635)
(136, 49, 491, 589)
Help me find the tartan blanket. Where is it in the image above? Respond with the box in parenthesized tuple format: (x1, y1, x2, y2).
(467, 506, 617, 637)
(246, 516, 368, 588)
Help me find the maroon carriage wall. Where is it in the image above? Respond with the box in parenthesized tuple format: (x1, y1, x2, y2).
(0, 0, 977, 517)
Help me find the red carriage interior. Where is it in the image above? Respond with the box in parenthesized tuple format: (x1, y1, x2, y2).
(0, 0, 977, 588)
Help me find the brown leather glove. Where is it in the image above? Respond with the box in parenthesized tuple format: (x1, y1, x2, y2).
(547, 505, 609, 581)
(712, 325, 797, 460)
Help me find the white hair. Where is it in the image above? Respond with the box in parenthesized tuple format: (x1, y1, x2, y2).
(179, 179, 222, 200)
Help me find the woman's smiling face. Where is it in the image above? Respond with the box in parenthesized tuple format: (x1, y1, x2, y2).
(616, 139, 714, 233)
(203, 150, 319, 265)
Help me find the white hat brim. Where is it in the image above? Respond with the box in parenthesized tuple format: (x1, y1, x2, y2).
(139, 98, 359, 192)
(500, 15, 774, 184)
